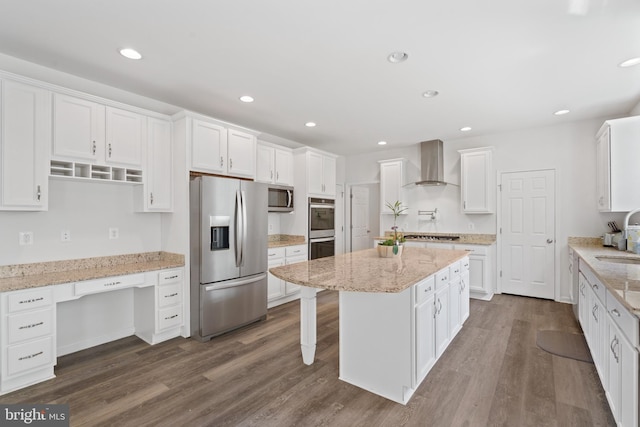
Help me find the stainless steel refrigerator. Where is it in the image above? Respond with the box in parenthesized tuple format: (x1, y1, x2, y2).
(190, 175, 268, 341)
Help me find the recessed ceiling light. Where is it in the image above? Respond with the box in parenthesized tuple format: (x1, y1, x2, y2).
(554, 109, 570, 116)
(305, 122, 316, 128)
(619, 57, 640, 68)
(387, 51, 409, 63)
(460, 126, 472, 132)
(239, 95, 254, 103)
(378, 141, 387, 145)
(422, 90, 439, 98)
(119, 48, 142, 60)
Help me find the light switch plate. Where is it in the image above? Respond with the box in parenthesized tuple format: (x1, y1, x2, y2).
(109, 228, 119, 239)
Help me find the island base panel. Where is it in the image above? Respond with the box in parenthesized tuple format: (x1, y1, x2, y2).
(339, 290, 415, 405)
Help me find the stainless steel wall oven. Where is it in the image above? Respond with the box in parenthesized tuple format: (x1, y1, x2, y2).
(309, 197, 335, 260)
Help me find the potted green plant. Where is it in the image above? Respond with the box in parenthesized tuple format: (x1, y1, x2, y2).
(378, 200, 407, 257)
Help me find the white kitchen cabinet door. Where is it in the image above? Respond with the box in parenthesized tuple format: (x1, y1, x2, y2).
(460, 268, 470, 323)
(449, 276, 462, 337)
(322, 155, 336, 196)
(415, 292, 436, 384)
(578, 272, 589, 334)
(191, 119, 227, 174)
(227, 129, 255, 179)
(459, 147, 493, 214)
(256, 144, 274, 183)
(308, 151, 324, 195)
(0, 79, 50, 211)
(379, 159, 405, 213)
(105, 106, 145, 168)
(267, 258, 285, 301)
(434, 284, 450, 358)
(274, 148, 293, 185)
(596, 117, 640, 212)
(53, 93, 104, 162)
(139, 117, 172, 212)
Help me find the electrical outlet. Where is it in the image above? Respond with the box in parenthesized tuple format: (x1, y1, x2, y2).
(468, 222, 475, 230)
(19, 231, 34, 245)
(61, 230, 71, 242)
(109, 228, 119, 239)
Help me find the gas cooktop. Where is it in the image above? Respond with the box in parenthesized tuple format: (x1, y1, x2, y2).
(403, 234, 461, 241)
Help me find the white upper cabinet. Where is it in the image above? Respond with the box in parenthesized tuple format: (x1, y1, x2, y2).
(53, 94, 145, 169)
(0, 79, 51, 211)
(227, 129, 255, 178)
(596, 116, 640, 212)
(256, 141, 293, 185)
(136, 117, 173, 212)
(307, 150, 336, 197)
(53, 93, 104, 162)
(190, 117, 256, 179)
(458, 147, 494, 214)
(379, 159, 405, 213)
(191, 119, 227, 175)
(105, 106, 145, 168)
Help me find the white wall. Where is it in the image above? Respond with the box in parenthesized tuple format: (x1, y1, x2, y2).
(0, 179, 161, 264)
(344, 117, 630, 302)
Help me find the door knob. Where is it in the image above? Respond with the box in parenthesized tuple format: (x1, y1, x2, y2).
(547, 238, 554, 244)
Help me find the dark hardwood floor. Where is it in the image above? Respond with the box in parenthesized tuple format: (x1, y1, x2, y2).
(2, 291, 615, 426)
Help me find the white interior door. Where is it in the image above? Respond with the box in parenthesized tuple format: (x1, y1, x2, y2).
(335, 184, 345, 255)
(500, 169, 555, 299)
(350, 186, 371, 251)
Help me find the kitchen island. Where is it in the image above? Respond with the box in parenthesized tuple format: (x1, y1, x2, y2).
(269, 246, 469, 404)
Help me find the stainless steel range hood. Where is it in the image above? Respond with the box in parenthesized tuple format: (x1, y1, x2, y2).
(415, 139, 447, 186)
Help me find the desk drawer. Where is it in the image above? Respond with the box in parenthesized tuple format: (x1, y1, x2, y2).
(7, 308, 54, 344)
(158, 283, 182, 308)
(75, 273, 145, 296)
(7, 288, 53, 313)
(158, 305, 182, 330)
(158, 269, 183, 285)
(6, 336, 54, 376)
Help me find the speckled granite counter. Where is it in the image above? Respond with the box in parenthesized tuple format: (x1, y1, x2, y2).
(269, 246, 468, 293)
(268, 234, 306, 248)
(569, 237, 640, 317)
(376, 232, 496, 245)
(0, 252, 185, 293)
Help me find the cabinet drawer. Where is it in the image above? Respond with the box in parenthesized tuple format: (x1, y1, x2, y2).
(6, 336, 54, 377)
(268, 247, 285, 259)
(460, 256, 470, 272)
(75, 273, 145, 296)
(158, 283, 182, 308)
(416, 276, 435, 304)
(7, 288, 53, 313)
(579, 260, 606, 303)
(7, 308, 54, 344)
(158, 269, 183, 285)
(158, 305, 182, 330)
(285, 245, 307, 257)
(450, 261, 462, 279)
(436, 268, 450, 290)
(606, 290, 639, 347)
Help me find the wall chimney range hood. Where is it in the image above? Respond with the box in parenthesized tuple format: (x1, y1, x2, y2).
(415, 139, 447, 186)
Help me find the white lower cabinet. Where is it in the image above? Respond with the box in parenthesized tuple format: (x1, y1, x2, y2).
(267, 244, 308, 308)
(578, 259, 639, 427)
(341, 256, 469, 404)
(0, 287, 56, 394)
(0, 267, 185, 395)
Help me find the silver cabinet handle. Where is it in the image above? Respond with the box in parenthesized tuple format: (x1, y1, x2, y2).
(276, 171, 279, 180)
(18, 351, 44, 361)
(92, 140, 96, 155)
(610, 336, 619, 363)
(108, 143, 112, 157)
(165, 293, 178, 298)
(593, 283, 599, 290)
(229, 158, 233, 169)
(150, 192, 154, 205)
(611, 308, 620, 317)
(19, 321, 44, 330)
(36, 185, 41, 201)
(220, 156, 224, 167)
(547, 238, 554, 244)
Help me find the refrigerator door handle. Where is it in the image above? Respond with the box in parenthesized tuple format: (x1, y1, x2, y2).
(203, 273, 267, 291)
(241, 190, 248, 266)
(235, 189, 243, 267)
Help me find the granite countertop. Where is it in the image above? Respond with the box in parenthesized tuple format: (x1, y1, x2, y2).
(268, 234, 306, 248)
(375, 232, 496, 245)
(0, 252, 185, 293)
(269, 247, 468, 293)
(569, 237, 640, 317)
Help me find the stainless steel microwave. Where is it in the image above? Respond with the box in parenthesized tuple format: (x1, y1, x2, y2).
(268, 184, 294, 212)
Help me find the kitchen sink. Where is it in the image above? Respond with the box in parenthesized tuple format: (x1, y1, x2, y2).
(595, 255, 640, 265)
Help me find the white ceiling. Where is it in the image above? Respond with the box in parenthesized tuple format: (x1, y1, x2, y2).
(0, 0, 639, 155)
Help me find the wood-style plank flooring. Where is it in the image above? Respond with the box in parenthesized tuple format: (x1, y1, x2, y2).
(2, 292, 615, 426)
